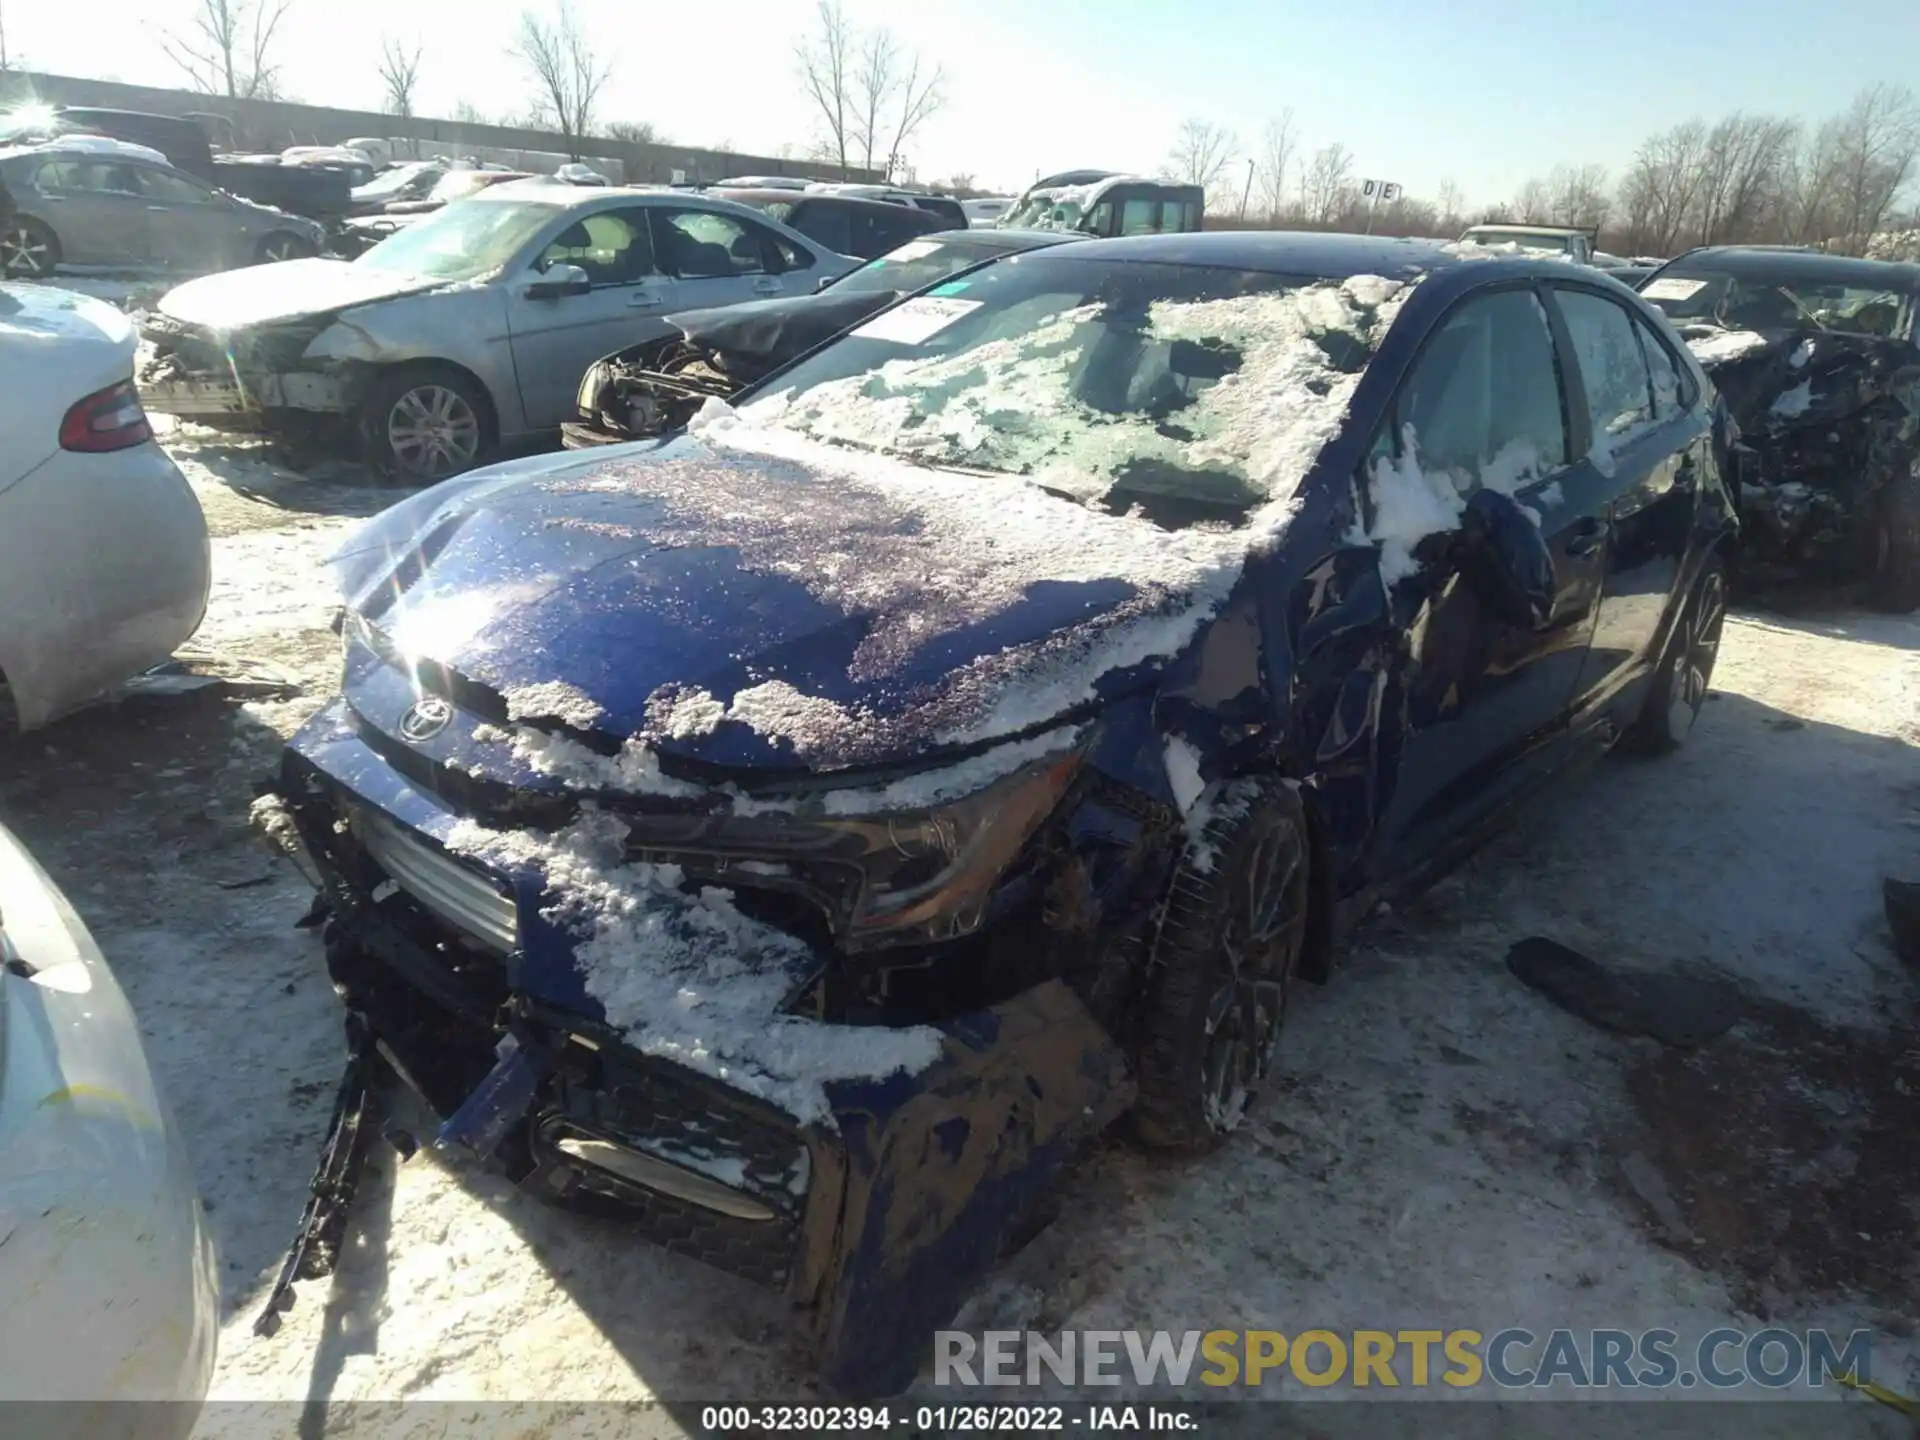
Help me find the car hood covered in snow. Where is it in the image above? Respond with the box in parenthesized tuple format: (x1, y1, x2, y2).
(156, 257, 453, 331)
(332, 426, 1260, 777)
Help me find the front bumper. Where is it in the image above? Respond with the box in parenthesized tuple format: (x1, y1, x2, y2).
(258, 705, 1134, 1395)
(137, 368, 352, 421)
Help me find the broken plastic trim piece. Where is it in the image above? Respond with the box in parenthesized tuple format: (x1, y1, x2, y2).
(252, 1015, 385, 1338)
(432, 1030, 546, 1161)
(548, 1129, 780, 1222)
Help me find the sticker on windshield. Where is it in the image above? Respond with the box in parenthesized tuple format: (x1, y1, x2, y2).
(883, 239, 942, 263)
(851, 295, 983, 345)
(928, 280, 971, 296)
(1641, 277, 1708, 301)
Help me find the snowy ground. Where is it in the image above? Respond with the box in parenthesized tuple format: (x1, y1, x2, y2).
(0, 420, 1917, 1435)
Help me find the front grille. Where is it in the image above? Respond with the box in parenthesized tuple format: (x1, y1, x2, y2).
(347, 804, 519, 954)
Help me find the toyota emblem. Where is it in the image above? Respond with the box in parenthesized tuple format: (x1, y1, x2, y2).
(397, 695, 454, 742)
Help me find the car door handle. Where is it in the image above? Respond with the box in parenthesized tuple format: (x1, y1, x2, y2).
(1564, 517, 1610, 557)
(627, 292, 660, 309)
(146, 205, 168, 212)
(752, 278, 782, 295)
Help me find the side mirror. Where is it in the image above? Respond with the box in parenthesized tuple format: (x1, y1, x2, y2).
(1459, 487, 1556, 629)
(525, 262, 590, 300)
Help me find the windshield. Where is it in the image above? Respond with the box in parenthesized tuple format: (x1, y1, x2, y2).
(1641, 265, 1912, 339)
(1000, 188, 1097, 231)
(355, 162, 436, 200)
(834, 238, 1003, 297)
(734, 256, 1403, 529)
(1464, 230, 1572, 254)
(355, 198, 561, 281)
(428, 169, 507, 203)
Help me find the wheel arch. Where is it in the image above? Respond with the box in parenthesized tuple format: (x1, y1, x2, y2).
(356, 356, 503, 442)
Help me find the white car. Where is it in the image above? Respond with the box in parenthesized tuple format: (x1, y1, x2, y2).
(0, 283, 210, 729)
(0, 820, 218, 1428)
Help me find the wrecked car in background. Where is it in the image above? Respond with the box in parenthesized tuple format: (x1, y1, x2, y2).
(1, 140, 327, 278)
(253, 233, 1736, 1394)
(563, 227, 1073, 448)
(330, 168, 538, 258)
(137, 183, 855, 481)
(1641, 246, 1920, 609)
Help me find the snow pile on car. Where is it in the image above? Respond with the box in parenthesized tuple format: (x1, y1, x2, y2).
(1684, 329, 1772, 365)
(447, 809, 943, 1123)
(675, 276, 1411, 746)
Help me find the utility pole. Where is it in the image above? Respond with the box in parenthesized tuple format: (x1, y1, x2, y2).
(1238, 157, 1254, 221)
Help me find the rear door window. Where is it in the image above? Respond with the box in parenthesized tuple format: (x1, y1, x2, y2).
(538, 207, 658, 285)
(652, 208, 767, 278)
(1388, 287, 1570, 497)
(792, 201, 851, 255)
(1631, 312, 1693, 420)
(1556, 288, 1655, 446)
(137, 167, 215, 204)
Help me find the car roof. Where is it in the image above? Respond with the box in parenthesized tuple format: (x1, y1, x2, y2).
(712, 187, 931, 216)
(1663, 245, 1920, 290)
(1462, 223, 1587, 237)
(1031, 229, 1475, 279)
(916, 227, 1077, 250)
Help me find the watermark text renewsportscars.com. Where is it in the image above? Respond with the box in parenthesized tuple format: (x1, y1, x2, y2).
(934, 1328, 1877, 1391)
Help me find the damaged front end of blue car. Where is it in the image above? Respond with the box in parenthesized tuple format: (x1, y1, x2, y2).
(248, 671, 1256, 1394)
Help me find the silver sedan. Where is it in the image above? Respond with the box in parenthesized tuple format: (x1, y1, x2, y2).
(0, 142, 327, 278)
(138, 182, 859, 482)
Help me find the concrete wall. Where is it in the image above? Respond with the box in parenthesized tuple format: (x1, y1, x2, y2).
(0, 70, 882, 187)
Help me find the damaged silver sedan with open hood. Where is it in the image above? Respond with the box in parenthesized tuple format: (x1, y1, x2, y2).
(136, 181, 854, 481)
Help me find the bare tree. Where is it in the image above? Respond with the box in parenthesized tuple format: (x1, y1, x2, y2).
(1617, 120, 1710, 255)
(1512, 176, 1552, 223)
(1812, 83, 1920, 253)
(451, 98, 491, 126)
(878, 51, 944, 182)
(1165, 117, 1237, 193)
(157, 0, 295, 100)
(377, 36, 422, 119)
(1434, 177, 1465, 234)
(605, 120, 658, 145)
(1300, 142, 1354, 226)
(1254, 111, 1296, 223)
(796, 0, 855, 177)
(1691, 113, 1798, 245)
(1546, 162, 1611, 230)
(515, 2, 611, 158)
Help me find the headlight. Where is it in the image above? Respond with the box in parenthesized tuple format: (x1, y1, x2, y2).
(829, 751, 1083, 947)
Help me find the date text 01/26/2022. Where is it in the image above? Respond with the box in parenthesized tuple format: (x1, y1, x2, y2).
(699, 1403, 1200, 1431)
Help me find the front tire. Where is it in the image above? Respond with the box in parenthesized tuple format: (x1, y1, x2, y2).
(358, 366, 494, 484)
(1129, 779, 1312, 1154)
(1, 217, 60, 278)
(1865, 472, 1920, 614)
(1621, 555, 1728, 755)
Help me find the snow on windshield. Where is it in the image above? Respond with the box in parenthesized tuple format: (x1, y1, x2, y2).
(448, 810, 942, 1123)
(1685, 329, 1771, 364)
(739, 278, 1407, 518)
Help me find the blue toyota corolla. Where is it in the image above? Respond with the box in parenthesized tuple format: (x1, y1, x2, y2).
(257, 232, 1737, 1392)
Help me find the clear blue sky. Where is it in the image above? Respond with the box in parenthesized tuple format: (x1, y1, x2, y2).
(10, 0, 1920, 203)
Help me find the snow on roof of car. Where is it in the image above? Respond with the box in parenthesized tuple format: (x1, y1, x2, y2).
(4, 134, 171, 167)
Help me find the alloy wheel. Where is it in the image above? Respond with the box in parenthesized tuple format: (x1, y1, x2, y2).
(387, 385, 481, 479)
(1667, 568, 1727, 744)
(261, 235, 304, 263)
(1199, 818, 1309, 1130)
(2, 224, 52, 277)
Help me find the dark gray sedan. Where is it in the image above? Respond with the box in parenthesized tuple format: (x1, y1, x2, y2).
(0, 140, 327, 278)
